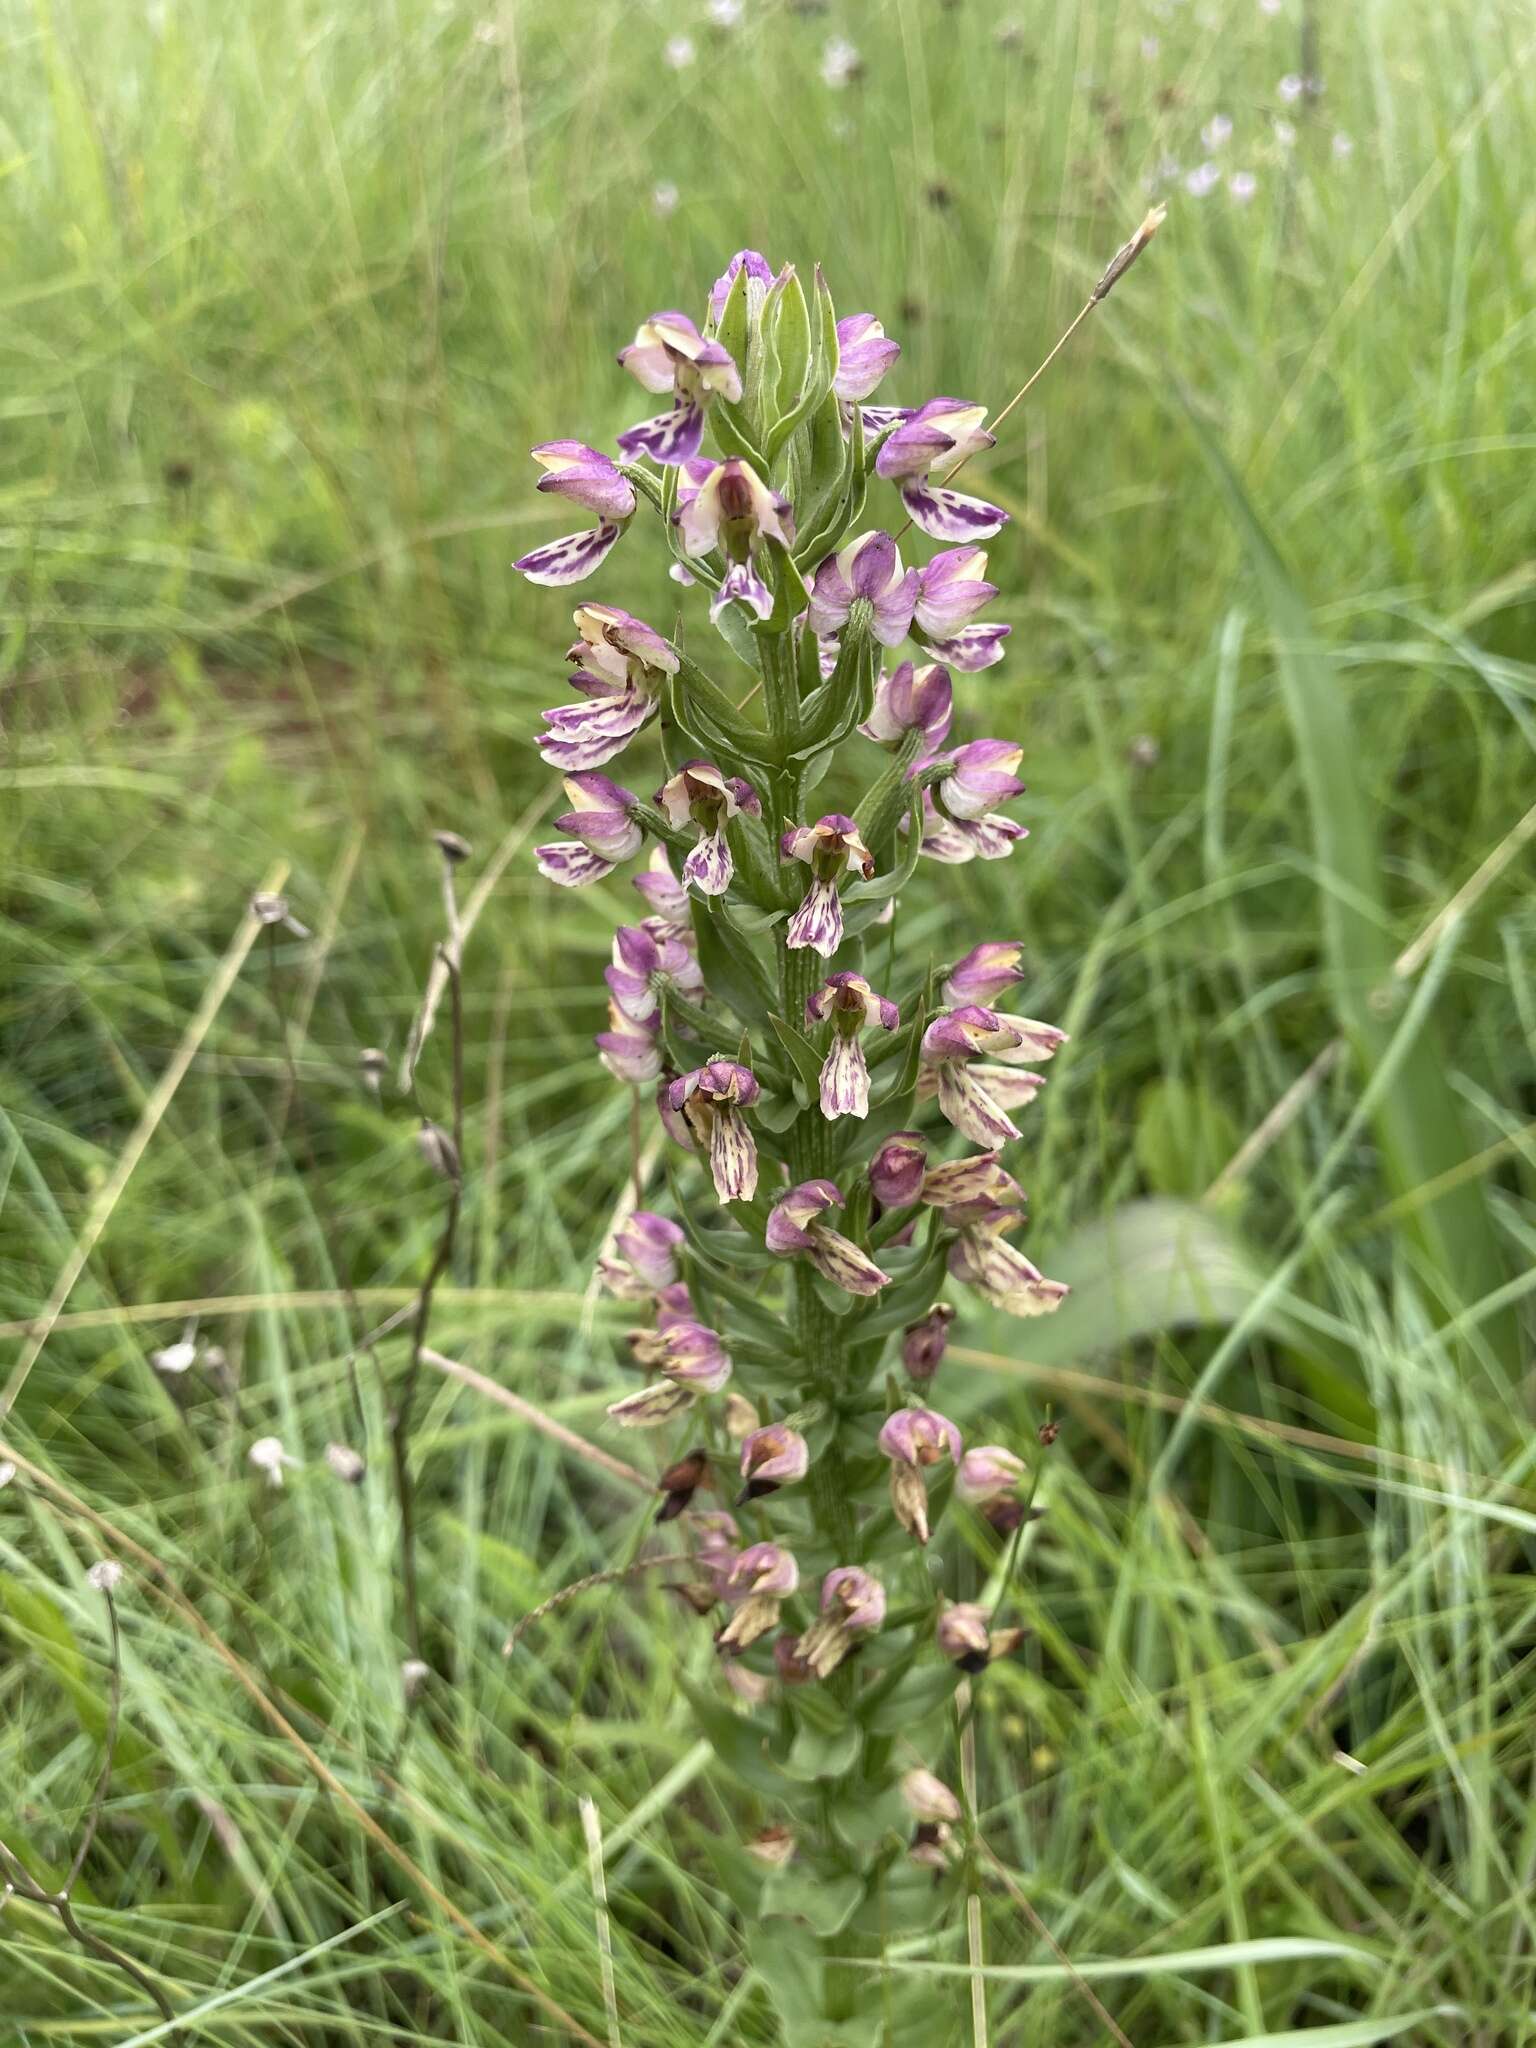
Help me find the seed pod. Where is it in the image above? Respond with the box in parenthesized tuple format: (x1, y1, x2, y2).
(656, 1447, 710, 1522)
(433, 831, 473, 864)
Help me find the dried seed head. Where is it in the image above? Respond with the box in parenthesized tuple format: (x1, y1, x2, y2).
(251, 891, 290, 926)
(1092, 202, 1167, 302)
(150, 1340, 198, 1375)
(417, 1120, 461, 1181)
(401, 1657, 432, 1703)
(325, 1442, 367, 1484)
(249, 1435, 298, 1487)
(1038, 1418, 1061, 1447)
(433, 831, 473, 865)
(88, 1559, 124, 1592)
(656, 1447, 710, 1522)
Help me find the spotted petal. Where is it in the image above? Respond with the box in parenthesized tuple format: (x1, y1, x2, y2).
(514, 521, 624, 588)
(901, 480, 1009, 542)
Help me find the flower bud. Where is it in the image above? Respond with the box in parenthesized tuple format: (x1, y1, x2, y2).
(401, 1657, 432, 1703)
(869, 1131, 927, 1209)
(150, 1339, 198, 1375)
(902, 1302, 954, 1383)
(943, 942, 1025, 1008)
(936, 1600, 1024, 1672)
(716, 1542, 799, 1653)
(901, 1768, 962, 1825)
(433, 830, 473, 865)
(956, 1445, 1027, 1506)
(248, 1435, 298, 1488)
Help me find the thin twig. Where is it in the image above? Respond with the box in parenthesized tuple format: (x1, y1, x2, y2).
(504, 1555, 684, 1654)
(1, 863, 288, 1421)
(421, 1346, 650, 1495)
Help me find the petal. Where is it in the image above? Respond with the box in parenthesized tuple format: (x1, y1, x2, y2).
(818, 1036, 870, 1120)
(901, 480, 1009, 541)
(808, 1226, 890, 1296)
(616, 397, 704, 466)
(936, 1063, 1022, 1146)
(710, 1107, 759, 1203)
(683, 828, 734, 897)
(514, 521, 623, 587)
(785, 879, 843, 958)
(534, 842, 615, 888)
(927, 624, 1011, 672)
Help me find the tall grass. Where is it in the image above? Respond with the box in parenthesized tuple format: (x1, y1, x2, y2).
(2, 0, 1535, 2040)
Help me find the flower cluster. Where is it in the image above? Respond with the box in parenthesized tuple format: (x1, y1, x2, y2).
(517, 246, 1076, 2024)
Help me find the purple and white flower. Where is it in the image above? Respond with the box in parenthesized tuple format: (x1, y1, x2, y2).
(766, 1180, 891, 1296)
(677, 456, 795, 561)
(538, 606, 678, 773)
(656, 759, 761, 896)
(920, 1005, 1064, 1145)
(598, 1211, 686, 1299)
(514, 441, 637, 587)
(920, 1150, 1026, 1222)
(667, 1061, 761, 1201)
(596, 1000, 662, 1085)
(781, 814, 876, 957)
(804, 970, 899, 1120)
(935, 738, 1025, 821)
(870, 1131, 928, 1209)
(717, 1541, 799, 1652)
(534, 772, 643, 887)
(604, 921, 703, 1023)
(739, 1423, 810, 1500)
(878, 1406, 963, 1545)
(936, 1600, 1024, 1671)
(632, 846, 691, 929)
(860, 660, 953, 750)
(944, 941, 1025, 1008)
(795, 1566, 887, 1677)
(916, 790, 1030, 865)
(949, 1213, 1069, 1319)
(913, 547, 999, 639)
(874, 398, 1007, 540)
(834, 314, 900, 401)
(656, 1316, 732, 1392)
(925, 621, 1011, 672)
(805, 530, 918, 648)
(617, 310, 743, 466)
(955, 1445, 1027, 1505)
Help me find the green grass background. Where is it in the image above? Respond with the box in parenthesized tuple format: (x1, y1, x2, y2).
(3, 0, 1536, 2039)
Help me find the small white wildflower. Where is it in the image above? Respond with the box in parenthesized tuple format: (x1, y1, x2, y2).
(820, 36, 861, 89)
(250, 892, 311, 937)
(88, 1560, 124, 1592)
(652, 180, 680, 218)
(1229, 170, 1258, 202)
(664, 33, 695, 69)
(325, 1441, 366, 1484)
(1184, 160, 1221, 197)
(1332, 131, 1354, 159)
(707, 0, 743, 24)
(151, 1340, 197, 1375)
(1201, 113, 1233, 150)
(668, 561, 697, 586)
(249, 1436, 298, 1488)
(401, 1657, 432, 1702)
(1274, 118, 1296, 147)
(1278, 72, 1306, 102)
(0, 1461, 16, 1490)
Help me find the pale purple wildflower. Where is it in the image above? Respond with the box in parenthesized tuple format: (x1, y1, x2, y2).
(598, 1211, 685, 1299)
(513, 441, 637, 587)
(876, 399, 1006, 540)
(617, 310, 742, 465)
(834, 314, 901, 401)
(739, 1423, 810, 1500)
(936, 738, 1025, 821)
(820, 37, 862, 89)
(766, 1179, 891, 1295)
(781, 814, 875, 957)
(955, 1444, 1027, 1505)
(1201, 113, 1233, 151)
(1229, 171, 1258, 202)
(949, 1214, 1069, 1319)
(944, 941, 1025, 1008)
(869, 1131, 927, 1209)
(902, 1302, 954, 1382)
(1185, 161, 1222, 198)
(534, 771, 643, 887)
(676, 455, 794, 561)
(860, 660, 953, 749)
(805, 971, 899, 1120)
(657, 1316, 733, 1392)
(596, 1000, 663, 1085)
(537, 605, 677, 772)
(708, 248, 774, 322)
(667, 1060, 761, 1201)
(806, 531, 919, 647)
(656, 759, 761, 896)
(912, 547, 999, 638)
(879, 1406, 962, 1544)
(795, 1566, 887, 1676)
(718, 1542, 799, 1651)
(920, 1005, 1064, 1145)
(604, 920, 703, 1025)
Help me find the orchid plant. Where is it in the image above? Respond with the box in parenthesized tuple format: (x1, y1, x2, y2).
(518, 227, 1159, 2046)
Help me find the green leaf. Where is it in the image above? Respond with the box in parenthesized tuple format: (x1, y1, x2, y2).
(691, 899, 776, 1027)
(678, 1674, 788, 1796)
(782, 1718, 862, 1781)
(863, 1936, 1382, 1986)
(860, 1661, 961, 1733)
(767, 265, 813, 431)
(761, 1865, 866, 1938)
(767, 1011, 825, 1095)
